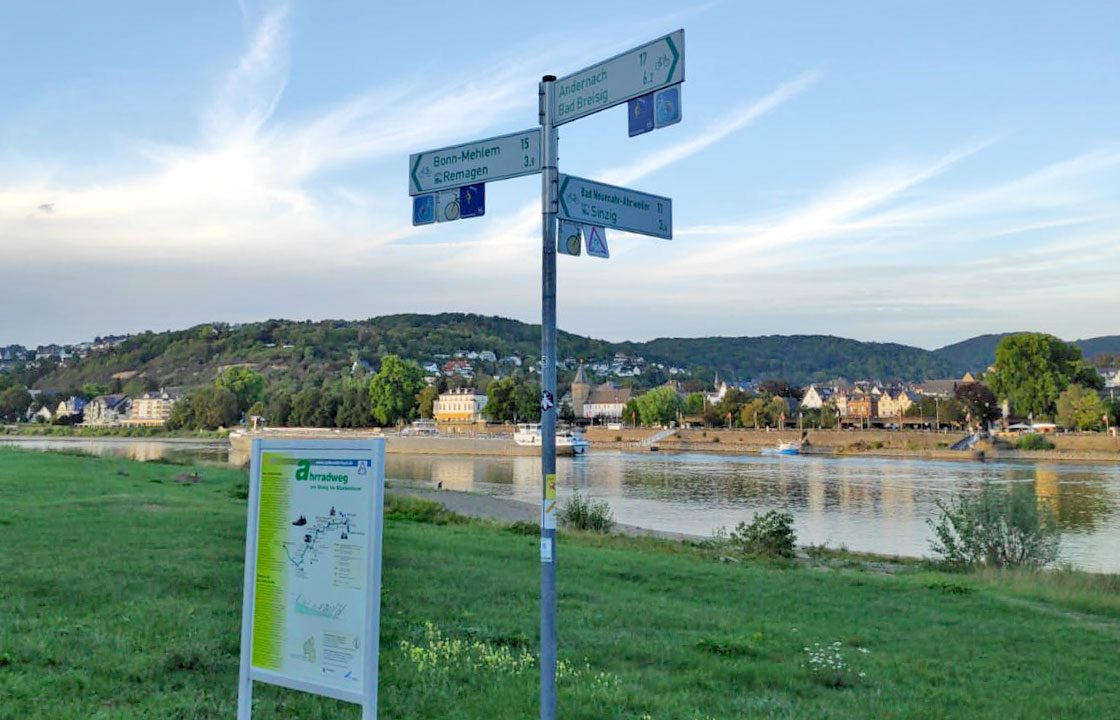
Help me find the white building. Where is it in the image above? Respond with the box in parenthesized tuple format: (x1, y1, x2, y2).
(800, 385, 834, 410)
(433, 388, 489, 427)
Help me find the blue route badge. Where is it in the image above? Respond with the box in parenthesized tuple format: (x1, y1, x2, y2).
(459, 183, 485, 218)
(655, 85, 681, 128)
(412, 194, 435, 225)
(628, 93, 654, 137)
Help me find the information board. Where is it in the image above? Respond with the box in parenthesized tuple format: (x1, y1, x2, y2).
(238, 438, 386, 719)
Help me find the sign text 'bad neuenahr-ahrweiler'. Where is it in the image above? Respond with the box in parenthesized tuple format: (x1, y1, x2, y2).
(557, 174, 672, 239)
(409, 128, 541, 195)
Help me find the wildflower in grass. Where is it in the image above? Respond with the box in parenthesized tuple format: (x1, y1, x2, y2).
(801, 640, 867, 687)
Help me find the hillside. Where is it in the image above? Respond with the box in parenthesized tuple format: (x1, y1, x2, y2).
(935, 333, 1120, 373)
(16, 314, 984, 393)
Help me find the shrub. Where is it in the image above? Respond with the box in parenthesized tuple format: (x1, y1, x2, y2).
(559, 491, 614, 533)
(927, 481, 1060, 569)
(1017, 433, 1054, 450)
(730, 510, 796, 558)
(385, 495, 464, 525)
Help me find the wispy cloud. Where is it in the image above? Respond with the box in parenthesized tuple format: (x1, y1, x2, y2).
(600, 68, 821, 187)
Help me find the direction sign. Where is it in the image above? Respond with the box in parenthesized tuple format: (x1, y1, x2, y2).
(557, 174, 672, 239)
(552, 29, 683, 126)
(409, 128, 540, 195)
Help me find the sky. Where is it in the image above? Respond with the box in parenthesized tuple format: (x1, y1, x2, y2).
(1, 1, 1118, 350)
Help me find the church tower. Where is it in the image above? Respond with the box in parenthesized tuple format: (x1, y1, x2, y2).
(570, 363, 591, 417)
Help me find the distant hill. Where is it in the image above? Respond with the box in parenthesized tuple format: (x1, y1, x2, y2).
(933, 333, 1016, 374)
(1075, 336, 1120, 361)
(16, 314, 971, 393)
(935, 333, 1120, 373)
(624, 335, 955, 386)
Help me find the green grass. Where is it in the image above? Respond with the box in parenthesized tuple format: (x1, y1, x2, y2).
(2, 448, 1120, 719)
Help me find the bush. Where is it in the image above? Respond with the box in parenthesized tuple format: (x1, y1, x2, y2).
(385, 495, 464, 525)
(927, 482, 1060, 569)
(559, 492, 613, 533)
(730, 510, 796, 558)
(1017, 433, 1054, 450)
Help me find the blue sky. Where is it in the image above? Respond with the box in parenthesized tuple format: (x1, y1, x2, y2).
(1, 1, 1117, 349)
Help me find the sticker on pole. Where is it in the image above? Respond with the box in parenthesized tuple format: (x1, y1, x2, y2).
(585, 226, 609, 258)
(654, 84, 682, 128)
(412, 195, 435, 226)
(558, 221, 582, 255)
(459, 183, 485, 218)
(437, 190, 460, 222)
(628, 93, 654, 137)
(540, 390, 555, 412)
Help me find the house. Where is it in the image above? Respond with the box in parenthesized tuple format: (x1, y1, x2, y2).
(55, 396, 87, 418)
(583, 383, 632, 423)
(433, 388, 489, 428)
(845, 391, 878, 419)
(30, 405, 53, 423)
(478, 350, 497, 363)
(917, 373, 977, 398)
(83, 394, 132, 426)
(878, 389, 918, 418)
(800, 385, 834, 410)
(123, 390, 181, 426)
(350, 359, 374, 374)
(500, 355, 522, 367)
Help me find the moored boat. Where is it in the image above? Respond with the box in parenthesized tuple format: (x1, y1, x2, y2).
(513, 424, 589, 455)
(761, 440, 801, 456)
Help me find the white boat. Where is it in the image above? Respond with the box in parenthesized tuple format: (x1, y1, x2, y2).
(761, 440, 801, 456)
(513, 423, 589, 455)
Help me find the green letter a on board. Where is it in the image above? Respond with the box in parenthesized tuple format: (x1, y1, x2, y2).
(295, 460, 311, 481)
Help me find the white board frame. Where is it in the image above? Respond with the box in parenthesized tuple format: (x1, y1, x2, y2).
(237, 438, 386, 719)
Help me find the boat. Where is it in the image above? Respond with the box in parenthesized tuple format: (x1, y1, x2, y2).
(513, 424, 589, 455)
(761, 440, 801, 456)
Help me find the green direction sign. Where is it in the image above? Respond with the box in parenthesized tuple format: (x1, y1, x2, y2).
(552, 29, 684, 126)
(557, 174, 671, 239)
(409, 128, 541, 196)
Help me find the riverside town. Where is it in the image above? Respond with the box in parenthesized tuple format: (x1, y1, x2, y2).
(3, 4, 1119, 720)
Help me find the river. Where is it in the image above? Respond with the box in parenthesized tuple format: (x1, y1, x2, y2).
(4, 437, 1119, 572)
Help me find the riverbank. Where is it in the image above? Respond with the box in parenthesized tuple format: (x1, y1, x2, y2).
(3, 448, 1120, 718)
(584, 427, 1120, 464)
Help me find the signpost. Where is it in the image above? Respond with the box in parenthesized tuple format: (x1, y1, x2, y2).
(558, 174, 672, 239)
(552, 29, 683, 125)
(409, 127, 541, 195)
(238, 438, 386, 720)
(406, 29, 683, 720)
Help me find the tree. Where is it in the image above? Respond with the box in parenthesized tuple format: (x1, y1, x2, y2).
(635, 386, 682, 427)
(368, 355, 425, 426)
(757, 380, 803, 401)
(0, 387, 32, 422)
(1055, 385, 1107, 430)
(954, 383, 1000, 427)
(622, 399, 640, 426)
(988, 334, 1095, 417)
(167, 386, 240, 430)
(81, 382, 112, 399)
(683, 392, 705, 416)
(336, 377, 373, 428)
(485, 376, 517, 423)
(416, 384, 440, 419)
(215, 367, 266, 414)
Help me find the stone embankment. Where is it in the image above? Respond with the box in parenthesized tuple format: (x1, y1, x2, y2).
(583, 427, 1120, 463)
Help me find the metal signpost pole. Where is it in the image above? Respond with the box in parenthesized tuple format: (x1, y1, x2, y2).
(538, 74, 559, 720)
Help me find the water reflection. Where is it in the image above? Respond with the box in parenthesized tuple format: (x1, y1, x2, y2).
(385, 451, 1120, 573)
(4, 437, 1119, 572)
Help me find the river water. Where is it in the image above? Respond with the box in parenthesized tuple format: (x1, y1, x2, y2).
(5, 437, 1119, 572)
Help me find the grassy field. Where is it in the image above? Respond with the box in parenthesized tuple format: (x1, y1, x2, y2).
(2, 449, 1120, 719)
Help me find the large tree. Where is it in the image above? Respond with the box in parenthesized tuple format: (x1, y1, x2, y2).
(988, 333, 1098, 417)
(954, 383, 1000, 426)
(635, 386, 683, 427)
(215, 367, 266, 414)
(368, 355, 425, 426)
(0, 387, 32, 422)
(1055, 385, 1108, 430)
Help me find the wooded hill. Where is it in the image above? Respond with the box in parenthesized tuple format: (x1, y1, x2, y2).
(16, 313, 1116, 394)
